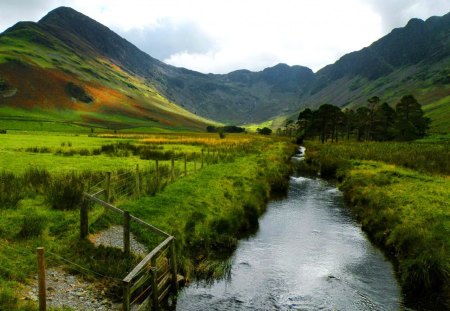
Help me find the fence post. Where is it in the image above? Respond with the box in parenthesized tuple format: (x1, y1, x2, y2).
(123, 280, 130, 311)
(201, 150, 204, 168)
(36, 247, 46, 311)
(151, 256, 159, 310)
(123, 211, 131, 257)
(170, 239, 178, 292)
(194, 153, 197, 173)
(155, 160, 159, 187)
(171, 158, 175, 182)
(105, 172, 111, 203)
(184, 155, 187, 177)
(80, 198, 88, 239)
(135, 164, 140, 197)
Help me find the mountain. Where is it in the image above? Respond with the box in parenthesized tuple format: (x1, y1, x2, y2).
(296, 13, 450, 133)
(0, 7, 215, 131)
(0, 7, 449, 131)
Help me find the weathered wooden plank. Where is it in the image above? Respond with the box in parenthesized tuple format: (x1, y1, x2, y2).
(122, 280, 130, 311)
(158, 283, 171, 303)
(130, 284, 152, 306)
(157, 271, 171, 291)
(91, 189, 105, 197)
(83, 192, 124, 215)
(136, 295, 151, 311)
(151, 256, 159, 311)
(130, 215, 170, 237)
(170, 239, 178, 291)
(123, 236, 173, 282)
(130, 271, 151, 295)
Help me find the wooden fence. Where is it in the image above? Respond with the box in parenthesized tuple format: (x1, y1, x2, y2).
(83, 188, 177, 310)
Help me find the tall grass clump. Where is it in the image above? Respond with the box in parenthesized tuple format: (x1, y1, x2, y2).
(0, 171, 22, 208)
(305, 141, 449, 175)
(23, 167, 50, 194)
(17, 212, 46, 239)
(45, 172, 84, 210)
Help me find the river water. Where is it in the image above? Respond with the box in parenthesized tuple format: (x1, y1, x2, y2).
(175, 149, 403, 310)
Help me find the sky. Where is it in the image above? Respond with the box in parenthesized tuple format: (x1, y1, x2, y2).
(1, 0, 449, 74)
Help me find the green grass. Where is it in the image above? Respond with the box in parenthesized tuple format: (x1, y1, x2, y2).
(304, 140, 449, 175)
(301, 141, 450, 300)
(0, 131, 294, 310)
(423, 95, 450, 134)
(119, 139, 293, 279)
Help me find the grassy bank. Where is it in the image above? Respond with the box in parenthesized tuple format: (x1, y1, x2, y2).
(300, 141, 449, 302)
(0, 131, 294, 310)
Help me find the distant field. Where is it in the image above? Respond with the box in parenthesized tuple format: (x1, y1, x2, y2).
(0, 131, 261, 173)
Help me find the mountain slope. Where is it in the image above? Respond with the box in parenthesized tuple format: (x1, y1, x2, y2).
(36, 7, 314, 124)
(299, 12, 450, 130)
(1, 7, 449, 130)
(0, 9, 215, 132)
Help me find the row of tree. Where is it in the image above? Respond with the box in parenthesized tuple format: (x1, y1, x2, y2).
(295, 95, 430, 142)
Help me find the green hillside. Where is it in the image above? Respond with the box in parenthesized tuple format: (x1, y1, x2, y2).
(0, 18, 216, 132)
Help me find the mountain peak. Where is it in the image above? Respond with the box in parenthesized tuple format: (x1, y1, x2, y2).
(39, 6, 85, 24)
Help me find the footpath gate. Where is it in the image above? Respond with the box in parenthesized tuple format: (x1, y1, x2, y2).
(82, 177, 178, 311)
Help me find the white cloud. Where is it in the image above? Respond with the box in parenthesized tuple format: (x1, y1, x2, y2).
(0, 0, 449, 73)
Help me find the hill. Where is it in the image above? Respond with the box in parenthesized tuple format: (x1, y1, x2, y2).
(0, 7, 449, 131)
(0, 8, 216, 132)
(295, 13, 450, 133)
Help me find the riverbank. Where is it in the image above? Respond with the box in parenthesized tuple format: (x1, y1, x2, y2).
(117, 139, 295, 280)
(298, 141, 449, 307)
(0, 132, 294, 310)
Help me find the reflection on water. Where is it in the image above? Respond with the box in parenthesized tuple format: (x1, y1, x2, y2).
(176, 174, 403, 310)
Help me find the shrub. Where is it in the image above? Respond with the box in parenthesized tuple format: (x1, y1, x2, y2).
(23, 167, 50, 194)
(17, 212, 46, 239)
(0, 171, 22, 208)
(79, 148, 90, 156)
(45, 172, 84, 210)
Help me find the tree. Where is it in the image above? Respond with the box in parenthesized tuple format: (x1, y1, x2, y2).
(314, 104, 343, 143)
(355, 106, 370, 141)
(367, 96, 380, 140)
(343, 108, 355, 140)
(297, 108, 314, 138)
(258, 127, 272, 135)
(372, 102, 396, 141)
(395, 95, 430, 140)
(206, 125, 217, 133)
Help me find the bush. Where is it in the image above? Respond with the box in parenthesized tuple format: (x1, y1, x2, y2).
(17, 212, 46, 239)
(45, 172, 84, 210)
(23, 167, 50, 194)
(258, 127, 272, 135)
(79, 148, 90, 156)
(0, 171, 22, 209)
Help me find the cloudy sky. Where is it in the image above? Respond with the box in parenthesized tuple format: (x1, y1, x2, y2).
(1, 0, 449, 74)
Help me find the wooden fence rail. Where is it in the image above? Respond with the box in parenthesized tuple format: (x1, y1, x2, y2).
(82, 189, 176, 310)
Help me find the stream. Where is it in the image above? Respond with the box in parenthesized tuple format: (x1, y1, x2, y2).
(175, 147, 404, 310)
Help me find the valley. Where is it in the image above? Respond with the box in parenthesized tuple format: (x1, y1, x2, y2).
(0, 4, 449, 311)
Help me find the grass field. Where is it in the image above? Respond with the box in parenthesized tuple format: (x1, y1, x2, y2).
(301, 141, 450, 301)
(0, 130, 294, 310)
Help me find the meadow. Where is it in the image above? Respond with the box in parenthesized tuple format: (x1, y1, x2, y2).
(300, 140, 450, 301)
(0, 130, 294, 310)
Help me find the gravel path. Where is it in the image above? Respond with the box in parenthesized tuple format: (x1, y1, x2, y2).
(24, 268, 121, 310)
(23, 226, 149, 310)
(89, 225, 149, 255)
